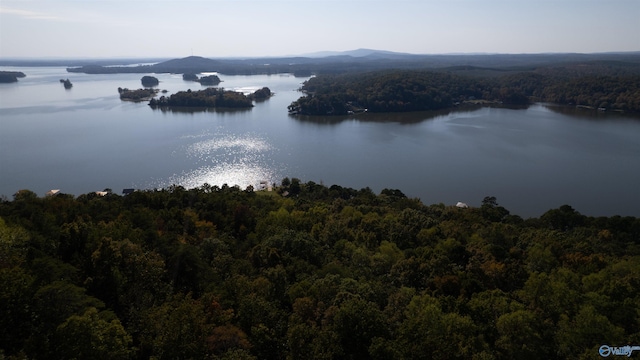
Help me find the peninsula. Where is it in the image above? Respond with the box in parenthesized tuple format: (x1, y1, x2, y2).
(0, 71, 26, 83)
(288, 68, 640, 116)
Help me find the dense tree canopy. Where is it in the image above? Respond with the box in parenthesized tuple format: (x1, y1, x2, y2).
(1, 183, 639, 359)
(198, 75, 222, 86)
(249, 87, 273, 101)
(141, 76, 159, 87)
(183, 73, 199, 81)
(148, 87, 272, 109)
(288, 70, 640, 115)
(149, 87, 254, 109)
(118, 87, 159, 102)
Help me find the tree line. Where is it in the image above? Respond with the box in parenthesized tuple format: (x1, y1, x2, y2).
(63, 53, 640, 78)
(1, 182, 639, 359)
(288, 70, 640, 115)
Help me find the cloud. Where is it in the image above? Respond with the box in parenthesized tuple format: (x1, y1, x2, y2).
(0, 6, 63, 21)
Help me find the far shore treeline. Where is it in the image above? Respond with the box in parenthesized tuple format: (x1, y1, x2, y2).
(1, 182, 640, 359)
(4, 52, 640, 115)
(60, 52, 640, 116)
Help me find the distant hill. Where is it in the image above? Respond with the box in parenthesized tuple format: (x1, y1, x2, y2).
(65, 56, 223, 75)
(153, 56, 222, 72)
(303, 48, 413, 58)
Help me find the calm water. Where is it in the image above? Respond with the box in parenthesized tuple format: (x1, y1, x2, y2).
(1, 67, 639, 217)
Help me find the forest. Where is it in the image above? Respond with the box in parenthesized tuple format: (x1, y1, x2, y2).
(118, 88, 159, 102)
(149, 88, 255, 109)
(148, 87, 272, 109)
(288, 70, 640, 116)
(1, 182, 639, 359)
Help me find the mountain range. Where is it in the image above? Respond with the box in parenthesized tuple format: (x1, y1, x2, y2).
(2, 49, 639, 77)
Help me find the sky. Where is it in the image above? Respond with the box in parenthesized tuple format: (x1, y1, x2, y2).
(1, 0, 639, 58)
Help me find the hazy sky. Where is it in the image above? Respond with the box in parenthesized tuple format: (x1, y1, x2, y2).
(1, 0, 638, 58)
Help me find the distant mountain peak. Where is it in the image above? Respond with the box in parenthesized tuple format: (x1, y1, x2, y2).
(161, 55, 216, 63)
(180, 55, 209, 60)
(302, 48, 415, 59)
(154, 56, 220, 71)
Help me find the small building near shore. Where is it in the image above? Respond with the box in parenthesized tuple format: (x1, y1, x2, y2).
(46, 189, 60, 197)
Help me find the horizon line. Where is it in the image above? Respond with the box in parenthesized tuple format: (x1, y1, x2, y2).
(2, 49, 640, 61)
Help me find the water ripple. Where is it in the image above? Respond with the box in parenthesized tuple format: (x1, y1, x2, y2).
(158, 132, 281, 190)
(186, 133, 272, 160)
(166, 162, 276, 190)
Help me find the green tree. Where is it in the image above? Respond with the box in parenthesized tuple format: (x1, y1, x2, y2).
(556, 305, 625, 359)
(0, 217, 30, 268)
(331, 297, 388, 359)
(26, 281, 105, 357)
(88, 237, 169, 322)
(0, 267, 35, 355)
(495, 309, 552, 360)
(139, 294, 214, 359)
(397, 294, 483, 359)
(53, 307, 133, 360)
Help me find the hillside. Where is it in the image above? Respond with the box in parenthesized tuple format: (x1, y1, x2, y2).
(65, 56, 223, 74)
(152, 56, 223, 72)
(1, 182, 639, 359)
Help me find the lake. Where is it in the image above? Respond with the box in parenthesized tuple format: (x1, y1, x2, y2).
(1, 67, 639, 218)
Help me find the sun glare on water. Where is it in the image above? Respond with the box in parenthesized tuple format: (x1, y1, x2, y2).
(162, 133, 280, 190)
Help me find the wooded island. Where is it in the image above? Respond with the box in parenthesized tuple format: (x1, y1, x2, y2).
(118, 87, 159, 102)
(148, 87, 272, 109)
